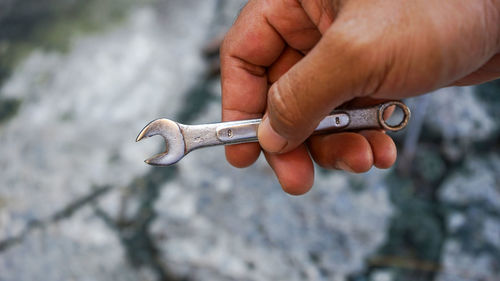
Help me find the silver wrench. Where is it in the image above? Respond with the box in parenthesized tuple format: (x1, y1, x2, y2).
(136, 101, 410, 166)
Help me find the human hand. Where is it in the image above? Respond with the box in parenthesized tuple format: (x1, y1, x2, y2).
(220, 0, 500, 195)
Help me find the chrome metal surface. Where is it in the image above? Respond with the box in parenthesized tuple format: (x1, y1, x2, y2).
(136, 101, 410, 166)
(135, 118, 185, 165)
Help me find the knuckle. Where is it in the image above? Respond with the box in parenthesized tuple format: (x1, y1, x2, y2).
(219, 36, 229, 56)
(268, 79, 304, 139)
(219, 37, 232, 67)
(219, 34, 234, 60)
(326, 24, 392, 95)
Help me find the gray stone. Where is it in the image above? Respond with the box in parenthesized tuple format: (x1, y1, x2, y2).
(0, 0, 222, 280)
(439, 155, 500, 210)
(425, 87, 495, 142)
(438, 154, 500, 281)
(437, 240, 499, 281)
(0, 207, 156, 281)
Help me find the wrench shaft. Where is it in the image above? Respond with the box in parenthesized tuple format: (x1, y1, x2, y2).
(181, 101, 410, 153)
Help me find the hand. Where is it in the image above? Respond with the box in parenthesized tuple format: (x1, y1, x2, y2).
(220, 0, 500, 195)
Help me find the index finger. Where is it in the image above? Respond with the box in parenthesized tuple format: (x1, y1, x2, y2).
(220, 1, 285, 167)
(221, 0, 323, 167)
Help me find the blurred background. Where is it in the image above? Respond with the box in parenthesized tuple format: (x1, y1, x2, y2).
(0, 1, 499, 280)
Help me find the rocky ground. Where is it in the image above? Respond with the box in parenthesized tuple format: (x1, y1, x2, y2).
(0, 1, 499, 281)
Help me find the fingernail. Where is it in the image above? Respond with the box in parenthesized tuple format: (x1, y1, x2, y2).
(335, 160, 354, 172)
(258, 115, 287, 153)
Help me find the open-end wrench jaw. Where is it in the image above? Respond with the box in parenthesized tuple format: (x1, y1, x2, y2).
(135, 118, 186, 166)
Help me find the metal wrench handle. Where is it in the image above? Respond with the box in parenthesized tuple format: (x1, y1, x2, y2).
(181, 101, 410, 153)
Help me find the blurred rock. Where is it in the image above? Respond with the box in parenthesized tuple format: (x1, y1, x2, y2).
(0, 207, 156, 281)
(0, 0, 223, 279)
(0, 0, 213, 238)
(437, 154, 500, 281)
(439, 155, 500, 210)
(437, 233, 500, 281)
(425, 87, 495, 143)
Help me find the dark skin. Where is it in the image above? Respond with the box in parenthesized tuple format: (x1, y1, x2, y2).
(220, 0, 500, 195)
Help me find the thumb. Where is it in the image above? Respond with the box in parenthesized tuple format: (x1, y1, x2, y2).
(258, 27, 383, 153)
